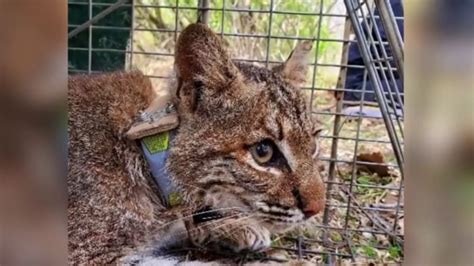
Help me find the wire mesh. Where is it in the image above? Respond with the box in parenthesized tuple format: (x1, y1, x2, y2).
(68, 0, 404, 263)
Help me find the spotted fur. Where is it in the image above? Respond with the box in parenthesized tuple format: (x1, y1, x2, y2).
(68, 23, 325, 264)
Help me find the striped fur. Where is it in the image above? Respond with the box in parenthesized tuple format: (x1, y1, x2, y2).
(168, 24, 325, 252)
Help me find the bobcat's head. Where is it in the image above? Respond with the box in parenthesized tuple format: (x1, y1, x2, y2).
(167, 23, 325, 234)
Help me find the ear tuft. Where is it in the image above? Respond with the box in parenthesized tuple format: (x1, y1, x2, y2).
(274, 41, 313, 88)
(175, 23, 236, 89)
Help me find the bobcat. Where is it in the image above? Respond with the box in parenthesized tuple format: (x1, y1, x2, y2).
(68, 23, 325, 264)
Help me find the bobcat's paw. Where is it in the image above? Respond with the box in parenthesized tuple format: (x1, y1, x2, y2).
(217, 223, 271, 253)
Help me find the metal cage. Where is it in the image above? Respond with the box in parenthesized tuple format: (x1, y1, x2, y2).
(68, 0, 404, 263)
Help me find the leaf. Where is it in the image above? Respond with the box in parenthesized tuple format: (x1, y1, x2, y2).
(360, 245, 378, 259)
(388, 245, 402, 260)
(356, 151, 390, 177)
(357, 175, 375, 185)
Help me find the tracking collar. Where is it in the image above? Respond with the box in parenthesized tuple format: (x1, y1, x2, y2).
(129, 98, 223, 224)
(126, 98, 182, 208)
(140, 132, 224, 225)
(140, 130, 181, 208)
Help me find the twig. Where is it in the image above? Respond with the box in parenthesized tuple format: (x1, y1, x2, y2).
(344, 232, 356, 262)
(297, 235, 303, 260)
(340, 186, 403, 245)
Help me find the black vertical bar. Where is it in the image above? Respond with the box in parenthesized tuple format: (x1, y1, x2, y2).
(264, 0, 274, 68)
(88, 0, 93, 73)
(198, 0, 210, 24)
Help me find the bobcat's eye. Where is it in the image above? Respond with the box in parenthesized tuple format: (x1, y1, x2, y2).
(250, 141, 274, 164)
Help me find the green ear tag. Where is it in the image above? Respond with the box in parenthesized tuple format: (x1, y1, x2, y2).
(142, 132, 169, 154)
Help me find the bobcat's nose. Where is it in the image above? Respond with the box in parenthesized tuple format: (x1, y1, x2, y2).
(293, 188, 325, 219)
(302, 199, 325, 218)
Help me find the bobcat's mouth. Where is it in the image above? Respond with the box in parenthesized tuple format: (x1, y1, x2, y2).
(255, 202, 304, 224)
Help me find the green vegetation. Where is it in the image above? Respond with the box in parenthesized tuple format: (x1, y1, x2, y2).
(359, 244, 378, 259)
(388, 244, 402, 260)
(134, 0, 342, 91)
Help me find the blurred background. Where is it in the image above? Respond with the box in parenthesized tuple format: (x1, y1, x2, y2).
(0, 0, 67, 265)
(404, 1, 474, 265)
(0, 0, 472, 265)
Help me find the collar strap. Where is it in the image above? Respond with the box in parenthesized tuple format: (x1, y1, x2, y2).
(140, 130, 182, 208)
(140, 132, 224, 221)
(192, 206, 224, 225)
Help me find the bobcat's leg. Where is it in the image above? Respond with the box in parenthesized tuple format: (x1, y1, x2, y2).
(186, 217, 271, 253)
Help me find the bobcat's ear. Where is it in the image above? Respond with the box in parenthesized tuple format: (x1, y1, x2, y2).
(273, 41, 313, 88)
(175, 23, 238, 99)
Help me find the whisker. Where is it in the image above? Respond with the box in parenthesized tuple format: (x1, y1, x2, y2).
(134, 214, 249, 256)
(188, 213, 254, 237)
(152, 206, 249, 232)
(184, 213, 254, 240)
(174, 181, 208, 193)
(217, 215, 260, 240)
(156, 212, 253, 246)
(201, 214, 257, 247)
